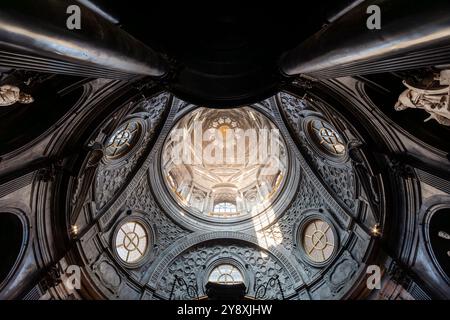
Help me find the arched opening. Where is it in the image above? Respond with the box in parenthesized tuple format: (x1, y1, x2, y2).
(205, 263, 246, 300)
(208, 263, 244, 285)
(428, 208, 450, 280)
(0, 213, 24, 286)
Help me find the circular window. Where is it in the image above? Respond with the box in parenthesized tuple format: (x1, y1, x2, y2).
(306, 119, 346, 158)
(105, 120, 142, 160)
(208, 264, 244, 285)
(115, 221, 149, 264)
(301, 219, 336, 264)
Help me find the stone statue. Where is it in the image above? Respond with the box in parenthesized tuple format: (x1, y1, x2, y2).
(438, 231, 450, 240)
(394, 71, 450, 126)
(0, 84, 34, 106)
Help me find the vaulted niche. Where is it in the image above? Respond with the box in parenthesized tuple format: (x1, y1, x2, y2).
(161, 107, 289, 219)
(0, 213, 24, 286)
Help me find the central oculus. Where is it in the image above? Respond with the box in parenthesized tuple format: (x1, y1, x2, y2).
(161, 107, 289, 218)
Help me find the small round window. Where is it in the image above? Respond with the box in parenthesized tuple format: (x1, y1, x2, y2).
(105, 120, 142, 160)
(301, 219, 336, 263)
(115, 221, 149, 264)
(208, 264, 244, 285)
(307, 119, 346, 157)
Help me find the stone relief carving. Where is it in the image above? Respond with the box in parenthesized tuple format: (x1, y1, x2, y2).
(302, 146, 356, 211)
(273, 92, 374, 296)
(348, 141, 380, 221)
(95, 94, 168, 208)
(96, 136, 149, 208)
(278, 93, 357, 213)
(176, 99, 191, 114)
(351, 229, 370, 263)
(139, 92, 170, 128)
(254, 98, 275, 117)
(125, 176, 190, 254)
(156, 243, 293, 300)
(324, 251, 359, 295)
(312, 251, 359, 299)
(93, 259, 122, 292)
(258, 177, 325, 252)
(278, 92, 308, 133)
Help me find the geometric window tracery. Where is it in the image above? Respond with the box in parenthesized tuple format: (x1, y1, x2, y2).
(115, 221, 149, 264)
(301, 219, 335, 263)
(208, 264, 244, 285)
(213, 202, 237, 214)
(105, 120, 142, 160)
(308, 119, 346, 156)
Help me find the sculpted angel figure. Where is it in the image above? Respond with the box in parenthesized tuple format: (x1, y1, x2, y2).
(0, 84, 34, 106)
(394, 79, 450, 126)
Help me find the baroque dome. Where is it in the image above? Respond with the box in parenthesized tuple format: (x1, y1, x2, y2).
(161, 107, 289, 220)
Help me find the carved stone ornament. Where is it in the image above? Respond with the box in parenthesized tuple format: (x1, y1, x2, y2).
(395, 70, 450, 126)
(324, 252, 358, 294)
(40, 265, 62, 292)
(278, 93, 357, 213)
(95, 260, 121, 291)
(438, 231, 450, 240)
(157, 243, 293, 300)
(0, 85, 34, 106)
(95, 93, 167, 208)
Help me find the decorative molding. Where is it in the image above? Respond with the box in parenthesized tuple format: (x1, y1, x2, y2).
(98, 94, 176, 228)
(324, 251, 359, 295)
(125, 176, 190, 255)
(257, 177, 325, 252)
(144, 231, 304, 293)
(95, 92, 169, 209)
(158, 244, 290, 300)
(274, 92, 353, 228)
(416, 169, 450, 195)
(0, 172, 35, 198)
(93, 259, 122, 292)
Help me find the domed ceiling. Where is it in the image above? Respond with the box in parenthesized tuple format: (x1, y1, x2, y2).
(45, 88, 387, 300)
(161, 107, 288, 219)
